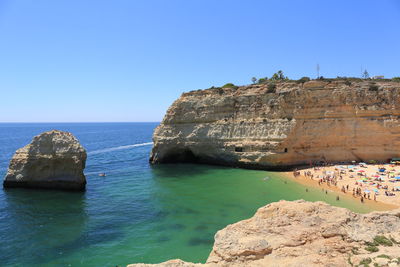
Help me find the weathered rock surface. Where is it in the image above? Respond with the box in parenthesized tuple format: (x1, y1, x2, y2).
(150, 80, 400, 169)
(128, 200, 400, 267)
(3, 130, 87, 190)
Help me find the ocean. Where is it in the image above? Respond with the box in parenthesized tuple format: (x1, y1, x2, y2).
(0, 123, 374, 266)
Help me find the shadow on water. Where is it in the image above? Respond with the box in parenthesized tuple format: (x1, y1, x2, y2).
(188, 236, 214, 246)
(1, 187, 171, 266)
(169, 223, 186, 230)
(194, 225, 208, 232)
(0, 189, 88, 266)
(150, 163, 220, 179)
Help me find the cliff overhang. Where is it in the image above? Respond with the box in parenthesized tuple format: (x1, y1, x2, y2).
(150, 80, 400, 169)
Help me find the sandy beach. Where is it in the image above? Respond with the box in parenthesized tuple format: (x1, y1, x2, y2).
(284, 163, 400, 210)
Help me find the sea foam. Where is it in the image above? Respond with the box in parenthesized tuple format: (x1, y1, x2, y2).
(88, 142, 153, 155)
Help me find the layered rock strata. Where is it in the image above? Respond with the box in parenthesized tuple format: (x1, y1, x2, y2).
(150, 80, 400, 170)
(129, 200, 400, 267)
(3, 130, 87, 190)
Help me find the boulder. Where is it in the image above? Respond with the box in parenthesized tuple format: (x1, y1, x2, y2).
(128, 200, 400, 267)
(3, 130, 87, 191)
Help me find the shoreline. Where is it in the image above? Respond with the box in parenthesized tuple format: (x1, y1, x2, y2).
(282, 166, 400, 211)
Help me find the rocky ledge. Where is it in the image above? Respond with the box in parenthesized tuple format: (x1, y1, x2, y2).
(3, 130, 87, 191)
(129, 200, 400, 267)
(150, 80, 400, 170)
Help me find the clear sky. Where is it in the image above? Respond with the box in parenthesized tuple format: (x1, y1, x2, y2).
(0, 0, 399, 122)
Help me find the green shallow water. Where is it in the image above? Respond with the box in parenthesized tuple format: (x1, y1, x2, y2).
(42, 164, 373, 266)
(0, 123, 377, 267)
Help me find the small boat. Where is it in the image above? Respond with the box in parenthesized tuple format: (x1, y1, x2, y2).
(99, 173, 106, 177)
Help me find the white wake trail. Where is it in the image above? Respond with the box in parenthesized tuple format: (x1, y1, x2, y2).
(88, 142, 153, 155)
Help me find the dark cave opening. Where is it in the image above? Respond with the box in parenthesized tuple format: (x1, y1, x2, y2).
(162, 148, 199, 163)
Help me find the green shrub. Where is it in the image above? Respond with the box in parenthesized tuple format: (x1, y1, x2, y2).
(359, 258, 372, 266)
(298, 76, 310, 83)
(258, 77, 268, 84)
(267, 83, 276, 93)
(270, 70, 288, 81)
(393, 77, 400, 82)
(365, 245, 379, 252)
(377, 254, 391, 259)
(222, 83, 238, 89)
(373, 235, 393, 246)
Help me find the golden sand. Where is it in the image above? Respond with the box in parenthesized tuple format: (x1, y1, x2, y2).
(283, 163, 400, 211)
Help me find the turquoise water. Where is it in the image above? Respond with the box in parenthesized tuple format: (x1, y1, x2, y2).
(0, 123, 374, 266)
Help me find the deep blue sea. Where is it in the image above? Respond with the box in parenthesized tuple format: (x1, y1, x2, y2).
(0, 123, 375, 267)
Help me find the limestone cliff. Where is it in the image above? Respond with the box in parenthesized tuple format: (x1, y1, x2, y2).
(129, 200, 400, 267)
(3, 130, 87, 190)
(150, 80, 400, 169)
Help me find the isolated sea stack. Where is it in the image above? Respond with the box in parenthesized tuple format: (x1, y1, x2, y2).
(3, 130, 87, 191)
(150, 80, 400, 170)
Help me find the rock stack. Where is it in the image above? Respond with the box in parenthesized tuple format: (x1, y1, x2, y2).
(3, 130, 87, 191)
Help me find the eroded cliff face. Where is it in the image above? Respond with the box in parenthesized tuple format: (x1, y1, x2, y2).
(150, 80, 400, 169)
(129, 200, 400, 267)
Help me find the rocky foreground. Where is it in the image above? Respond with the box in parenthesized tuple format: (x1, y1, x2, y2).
(150, 80, 400, 170)
(3, 130, 87, 190)
(129, 200, 400, 267)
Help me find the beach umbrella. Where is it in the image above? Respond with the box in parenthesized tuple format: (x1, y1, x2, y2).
(364, 189, 371, 193)
(395, 176, 400, 180)
(358, 170, 365, 172)
(373, 189, 379, 193)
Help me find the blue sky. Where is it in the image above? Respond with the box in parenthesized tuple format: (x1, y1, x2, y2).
(0, 0, 399, 122)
